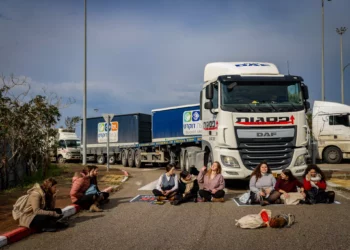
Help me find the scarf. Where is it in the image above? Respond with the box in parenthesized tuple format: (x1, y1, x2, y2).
(310, 174, 322, 189)
(181, 176, 196, 197)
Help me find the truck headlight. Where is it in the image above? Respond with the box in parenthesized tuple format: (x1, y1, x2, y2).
(294, 154, 306, 167)
(66, 152, 72, 159)
(220, 155, 240, 168)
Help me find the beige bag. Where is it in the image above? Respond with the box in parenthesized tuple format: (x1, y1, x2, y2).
(281, 192, 304, 205)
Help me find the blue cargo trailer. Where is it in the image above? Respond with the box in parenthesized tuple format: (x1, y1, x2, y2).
(83, 104, 202, 168)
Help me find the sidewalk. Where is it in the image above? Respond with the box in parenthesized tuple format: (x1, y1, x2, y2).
(319, 163, 350, 192)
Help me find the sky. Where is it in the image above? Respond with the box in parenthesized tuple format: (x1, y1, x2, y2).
(0, 0, 349, 138)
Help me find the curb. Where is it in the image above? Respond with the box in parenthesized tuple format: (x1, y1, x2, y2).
(0, 171, 129, 248)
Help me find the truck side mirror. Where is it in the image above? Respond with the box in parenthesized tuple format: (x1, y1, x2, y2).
(204, 101, 213, 110)
(206, 83, 214, 100)
(301, 84, 309, 100)
(305, 101, 310, 111)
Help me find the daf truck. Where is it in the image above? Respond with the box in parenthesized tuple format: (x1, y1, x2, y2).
(83, 62, 310, 179)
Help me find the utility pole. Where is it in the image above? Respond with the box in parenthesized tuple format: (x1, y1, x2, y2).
(336, 27, 347, 104)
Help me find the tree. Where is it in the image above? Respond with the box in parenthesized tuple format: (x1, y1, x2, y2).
(65, 116, 81, 130)
(0, 75, 62, 188)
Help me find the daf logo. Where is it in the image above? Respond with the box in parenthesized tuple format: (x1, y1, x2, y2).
(257, 132, 277, 137)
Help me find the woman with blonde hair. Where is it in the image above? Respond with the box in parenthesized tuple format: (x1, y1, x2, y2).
(198, 161, 225, 202)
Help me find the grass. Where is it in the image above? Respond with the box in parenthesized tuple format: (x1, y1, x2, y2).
(2, 164, 67, 194)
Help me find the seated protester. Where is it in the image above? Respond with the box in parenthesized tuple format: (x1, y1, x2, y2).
(303, 164, 335, 204)
(198, 161, 225, 202)
(88, 165, 110, 204)
(18, 178, 68, 232)
(249, 161, 279, 206)
(70, 167, 103, 212)
(152, 163, 178, 201)
(171, 170, 199, 206)
(275, 169, 305, 205)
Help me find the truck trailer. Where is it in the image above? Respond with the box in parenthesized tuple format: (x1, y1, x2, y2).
(82, 62, 310, 179)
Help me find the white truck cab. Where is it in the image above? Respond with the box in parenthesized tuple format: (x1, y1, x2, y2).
(312, 101, 350, 163)
(56, 129, 81, 163)
(200, 62, 310, 179)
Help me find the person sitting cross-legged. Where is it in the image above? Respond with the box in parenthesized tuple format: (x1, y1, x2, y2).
(171, 169, 199, 206)
(152, 163, 178, 201)
(198, 161, 225, 202)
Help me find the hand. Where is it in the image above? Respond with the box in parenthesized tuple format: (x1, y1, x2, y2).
(211, 189, 217, 194)
(284, 193, 290, 199)
(259, 191, 265, 197)
(265, 188, 272, 195)
(306, 171, 311, 180)
(301, 191, 306, 198)
(201, 166, 207, 172)
(162, 190, 167, 195)
(164, 190, 170, 196)
(54, 208, 62, 214)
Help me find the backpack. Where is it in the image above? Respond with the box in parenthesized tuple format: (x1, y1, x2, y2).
(235, 209, 271, 229)
(12, 194, 30, 220)
(270, 214, 296, 228)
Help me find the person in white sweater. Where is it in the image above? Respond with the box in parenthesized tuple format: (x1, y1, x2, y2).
(249, 161, 280, 206)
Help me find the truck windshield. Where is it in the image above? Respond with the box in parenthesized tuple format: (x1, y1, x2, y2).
(221, 81, 304, 112)
(65, 140, 81, 148)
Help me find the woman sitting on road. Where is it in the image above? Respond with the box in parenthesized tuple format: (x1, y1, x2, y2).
(303, 164, 335, 204)
(171, 169, 199, 206)
(70, 167, 103, 212)
(249, 161, 279, 206)
(198, 161, 225, 202)
(87, 165, 110, 204)
(152, 163, 178, 201)
(275, 169, 305, 205)
(18, 178, 68, 232)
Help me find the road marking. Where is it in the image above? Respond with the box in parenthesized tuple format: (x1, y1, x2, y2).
(138, 180, 158, 190)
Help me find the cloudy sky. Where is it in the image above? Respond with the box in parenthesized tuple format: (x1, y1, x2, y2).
(0, 0, 349, 137)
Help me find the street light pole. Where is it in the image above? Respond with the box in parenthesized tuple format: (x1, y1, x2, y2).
(336, 27, 347, 104)
(321, 0, 331, 101)
(82, 0, 87, 165)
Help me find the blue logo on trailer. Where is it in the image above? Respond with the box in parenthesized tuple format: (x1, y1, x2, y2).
(192, 111, 200, 121)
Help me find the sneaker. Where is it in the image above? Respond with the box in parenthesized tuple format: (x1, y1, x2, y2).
(212, 198, 225, 202)
(89, 204, 103, 212)
(157, 196, 167, 201)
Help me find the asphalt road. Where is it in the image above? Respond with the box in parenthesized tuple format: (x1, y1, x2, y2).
(4, 166, 350, 250)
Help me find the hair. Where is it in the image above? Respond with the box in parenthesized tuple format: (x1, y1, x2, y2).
(206, 161, 222, 176)
(251, 161, 271, 180)
(41, 178, 58, 194)
(189, 165, 199, 176)
(303, 164, 325, 180)
(88, 165, 98, 172)
(165, 163, 175, 173)
(180, 170, 190, 179)
(281, 169, 296, 181)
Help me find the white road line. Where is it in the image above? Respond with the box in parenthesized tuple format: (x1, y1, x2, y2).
(138, 180, 158, 190)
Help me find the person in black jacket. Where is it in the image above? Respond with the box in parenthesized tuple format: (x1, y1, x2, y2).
(171, 170, 199, 206)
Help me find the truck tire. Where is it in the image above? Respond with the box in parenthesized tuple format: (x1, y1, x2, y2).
(323, 146, 342, 164)
(97, 155, 106, 165)
(135, 149, 143, 168)
(180, 150, 185, 171)
(121, 149, 129, 167)
(109, 155, 116, 165)
(185, 151, 190, 171)
(57, 155, 65, 164)
(128, 149, 135, 168)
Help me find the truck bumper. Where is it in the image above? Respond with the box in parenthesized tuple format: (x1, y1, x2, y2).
(214, 147, 308, 179)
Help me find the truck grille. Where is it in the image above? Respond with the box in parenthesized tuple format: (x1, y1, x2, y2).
(235, 127, 296, 171)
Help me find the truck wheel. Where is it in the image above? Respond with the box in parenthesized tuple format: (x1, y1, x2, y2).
(97, 155, 105, 165)
(185, 151, 190, 171)
(135, 149, 143, 168)
(323, 146, 342, 164)
(121, 149, 129, 167)
(180, 150, 185, 171)
(57, 156, 65, 164)
(128, 149, 135, 168)
(109, 155, 116, 165)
